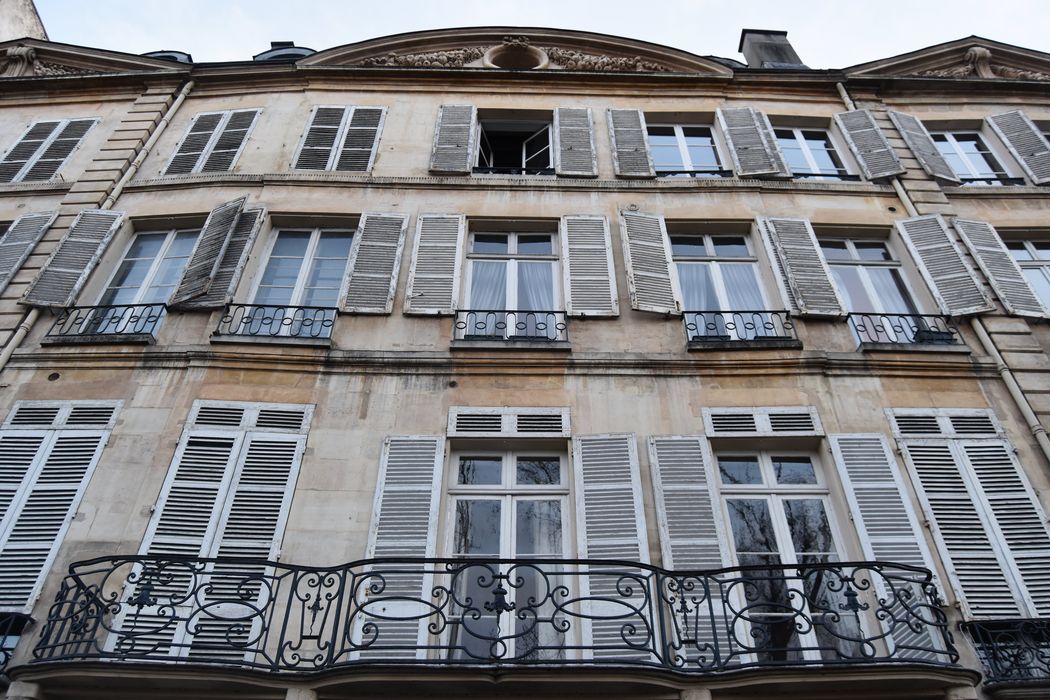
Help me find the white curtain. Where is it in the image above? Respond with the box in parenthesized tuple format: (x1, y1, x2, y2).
(721, 263, 764, 309)
(676, 263, 716, 310)
(517, 262, 554, 311)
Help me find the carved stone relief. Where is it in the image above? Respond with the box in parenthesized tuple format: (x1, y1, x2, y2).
(0, 44, 102, 77)
(911, 47, 1050, 80)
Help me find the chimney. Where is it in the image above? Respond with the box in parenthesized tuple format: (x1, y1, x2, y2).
(738, 29, 807, 69)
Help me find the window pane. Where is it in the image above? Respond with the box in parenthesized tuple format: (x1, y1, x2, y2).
(517, 457, 560, 485)
(517, 261, 554, 311)
(300, 288, 339, 307)
(1033, 242, 1050, 261)
(454, 500, 501, 555)
(773, 457, 817, 485)
(259, 256, 306, 287)
(1024, 268, 1050, 307)
(819, 240, 851, 260)
(469, 261, 507, 309)
(711, 236, 748, 257)
(108, 259, 152, 288)
(459, 457, 503, 485)
(682, 127, 719, 170)
(853, 241, 892, 261)
(316, 232, 354, 258)
(830, 266, 873, 312)
(126, 233, 166, 259)
(670, 235, 707, 257)
(719, 456, 762, 485)
(868, 267, 918, 314)
(252, 286, 295, 305)
(1007, 241, 1034, 261)
(306, 257, 348, 288)
(473, 234, 509, 254)
(726, 498, 779, 553)
(783, 498, 836, 556)
(167, 231, 200, 257)
(271, 231, 311, 257)
(517, 235, 553, 255)
(676, 262, 718, 310)
(516, 500, 562, 556)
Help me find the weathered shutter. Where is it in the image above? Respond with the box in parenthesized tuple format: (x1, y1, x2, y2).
(619, 211, 679, 314)
(553, 107, 597, 177)
(607, 109, 655, 178)
(888, 111, 961, 184)
(293, 106, 347, 170)
(833, 110, 905, 180)
(403, 214, 465, 315)
(22, 209, 125, 308)
(986, 110, 1050, 185)
(165, 112, 224, 175)
(342, 212, 408, 314)
(180, 208, 265, 309)
(954, 219, 1047, 317)
(560, 215, 618, 317)
(294, 106, 385, 173)
(0, 211, 57, 296)
(758, 217, 844, 317)
(336, 107, 385, 172)
(21, 119, 96, 182)
(716, 107, 790, 177)
(0, 121, 61, 183)
(200, 109, 259, 172)
(895, 215, 993, 316)
(357, 435, 444, 658)
(429, 105, 476, 175)
(169, 197, 247, 306)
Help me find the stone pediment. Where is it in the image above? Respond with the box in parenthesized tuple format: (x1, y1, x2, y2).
(302, 27, 733, 75)
(0, 38, 185, 79)
(847, 36, 1050, 81)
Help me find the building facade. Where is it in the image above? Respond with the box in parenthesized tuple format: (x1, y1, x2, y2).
(0, 23, 1048, 700)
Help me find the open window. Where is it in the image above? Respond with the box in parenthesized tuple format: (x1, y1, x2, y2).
(772, 124, 857, 181)
(475, 111, 553, 175)
(645, 117, 730, 178)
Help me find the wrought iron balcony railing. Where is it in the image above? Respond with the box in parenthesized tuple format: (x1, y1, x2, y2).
(1, 612, 31, 675)
(959, 176, 1026, 186)
(215, 304, 336, 340)
(655, 169, 734, 178)
(962, 619, 1050, 685)
(44, 304, 166, 342)
(684, 310, 796, 344)
(31, 556, 956, 673)
(847, 313, 962, 346)
(454, 310, 567, 342)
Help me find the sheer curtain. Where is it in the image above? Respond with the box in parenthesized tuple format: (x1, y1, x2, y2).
(677, 263, 720, 339)
(722, 263, 768, 339)
(517, 261, 555, 338)
(468, 261, 507, 337)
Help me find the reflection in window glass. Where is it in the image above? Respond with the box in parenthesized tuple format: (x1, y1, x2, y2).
(719, 457, 762, 485)
(459, 457, 503, 485)
(454, 500, 501, 555)
(517, 457, 560, 485)
(773, 457, 818, 485)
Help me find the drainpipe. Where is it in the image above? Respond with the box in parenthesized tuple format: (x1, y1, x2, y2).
(0, 79, 195, 374)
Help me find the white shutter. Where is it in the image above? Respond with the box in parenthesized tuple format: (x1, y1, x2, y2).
(165, 110, 259, 175)
(833, 110, 905, 180)
(553, 107, 597, 177)
(888, 111, 961, 184)
(0, 211, 57, 296)
(986, 110, 1050, 185)
(0, 119, 96, 183)
(954, 218, 1047, 317)
(335, 107, 385, 172)
(294, 106, 385, 173)
(447, 406, 570, 438)
(22, 209, 125, 308)
(293, 106, 347, 170)
(169, 197, 248, 306)
(200, 110, 259, 173)
(403, 214, 465, 315)
(607, 109, 655, 178)
(703, 406, 823, 437)
(758, 217, 844, 317)
(342, 212, 408, 314)
(716, 107, 790, 178)
(619, 210, 680, 314)
(560, 215, 618, 317)
(165, 112, 223, 175)
(429, 105, 476, 175)
(0, 121, 61, 182)
(179, 208, 266, 310)
(895, 215, 993, 316)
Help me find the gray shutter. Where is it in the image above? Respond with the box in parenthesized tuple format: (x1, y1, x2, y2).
(954, 219, 1047, 318)
(429, 105, 476, 175)
(716, 107, 790, 177)
(0, 121, 61, 183)
(22, 209, 124, 308)
(200, 110, 259, 172)
(758, 217, 844, 317)
(619, 210, 679, 314)
(336, 107, 385, 172)
(21, 119, 96, 182)
(403, 214, 465, 315)
(987, 110, 1050, 185)
(560, 215, 618, 317)
(833, 110, 905, 180)
(553, 107, 597, 177)
(607, 109, 655, 178)
(894, 215, 993, 316)
(888, 111, 961, 184)
(293, 106, 347, 170)
(165, 113, 224, 175)
(0, 211, 57, 296)
(169, 197, 247, 306)
(179, 208, 265, 309)
(342, 212, 409, 314)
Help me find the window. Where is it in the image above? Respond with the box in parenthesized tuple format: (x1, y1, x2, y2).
(475, 114, 553, 175)
(165, 109, 260, 175)
(774, 128, 852, 180)
(447, 450, 568, 660)
(931, 132, 1014, 185)
(646, 124, 728, 177)
(1006, 239, 1050, 307)
(0, 118, 96, 183)
(293, 106, 384, 172)
(461, 229, 563, 341)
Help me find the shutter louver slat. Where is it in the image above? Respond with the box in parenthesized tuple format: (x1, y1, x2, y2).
(429, 105, 476, 174)
(169, 197, 248, 306)
(954, 219, 1047, 318)
(620, 211, 679, 314)
(560, 215, 618, 317)
(833, 110, 905, 180)
(200, 110, 258, 173)
(554, 107, 597, 177)
(987, 110, 1050, 185)
(336, 107, 384, 172)
(607, 109, 655, 178)
(716, 107, 789, 177)
(758, 217, 843, 317)
(22, 209, 125, 308)
(165, 113, 224, 175)
(888, 111, 961, 184)
(342, 212, 408, 314)
(895, 215, 993, 316)
(403, 214, 465, 315)
(180, 208, 265, 309)
(0, 211, 57, 297)
(0, 121, 61, 183)
(294, 106, 346, 170)
(22, 119, 97, 182)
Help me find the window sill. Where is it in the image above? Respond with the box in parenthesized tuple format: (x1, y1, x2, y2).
(858, 341, 971, 354)
(451, 339, 571, 352)
(40, 333, 155, 346)
(210, 334, 332, 348)
(687, 338, 803, 351)
(943, 184, 1045, 196)
(0, 180, 72, 195)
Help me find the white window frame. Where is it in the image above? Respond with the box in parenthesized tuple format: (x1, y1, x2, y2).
(671, 233, 769, 311)
(474, 117, 554, 172)
(97, 228, 200, 306)
(251, 227, 356, 310)
(930, 131, 1015, 184)
(820, 237, 923, 314)
(646, 123, 727, 175)
(0, 118, 99, 183)
(774, 126, 854, 180)
(1007, 238, 1050, 307)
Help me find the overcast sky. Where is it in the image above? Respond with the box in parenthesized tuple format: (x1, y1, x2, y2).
(33, 0, 1050, 68)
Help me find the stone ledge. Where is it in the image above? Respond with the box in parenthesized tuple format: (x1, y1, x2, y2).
(858, 341, 972, 354)
(209, 334, 332, 349)
(451, 339, 571, 352)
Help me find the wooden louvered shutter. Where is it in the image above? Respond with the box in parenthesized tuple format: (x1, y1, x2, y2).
(607, 109, 655, 178)
(294, 106, 347, 170)
(895, 215, 993, 316)
(758, 217, 844, 317)
(554, 107, 597, 177)
(429, 105, 476, 175)
(357, 436, 443, 658)
(987, 110, 1050, 185)
(179, 208, 265, 309)
(888, 111, 961, 184)
(620, 211, 679, 314)
(0, 121, 60, 183)
(169, 197, 247, 306)
(833, 110, 905, 180)
(22, 119, 96, 182)
(342, 212, 408, 314)
(165, 112, 224, 175)
(0, 430, 106, 610)
(954, 219, 1047, 317)
(336, 107, 384, 172)
(560, 215, 618, 317)
(200, 110, 259, 172)
(716, 107, 790, 177)
(0, 211, 57, 296)
(403, 214, 465, 315)
(22, 209, 124, 308)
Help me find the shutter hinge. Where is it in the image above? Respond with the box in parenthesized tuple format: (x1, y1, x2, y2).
(148, 504, 156, 514)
